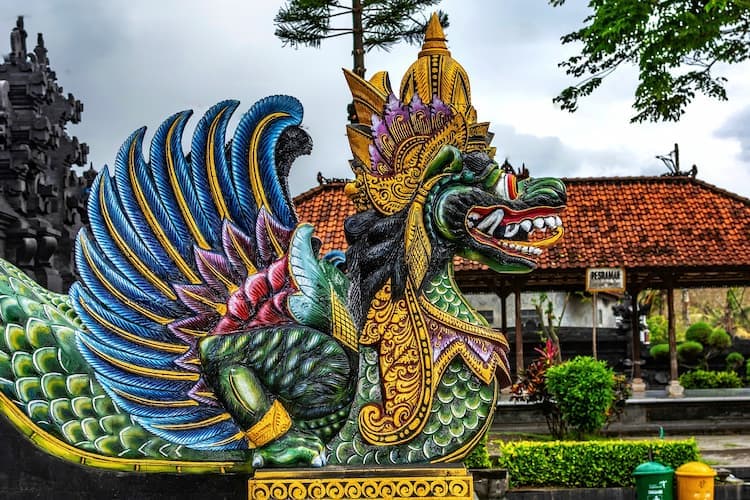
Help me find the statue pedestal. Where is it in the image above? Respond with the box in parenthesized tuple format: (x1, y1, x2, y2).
(248, 464, 474, 499)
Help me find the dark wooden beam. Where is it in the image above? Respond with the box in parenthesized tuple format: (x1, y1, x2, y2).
(514, 287, 523, 380)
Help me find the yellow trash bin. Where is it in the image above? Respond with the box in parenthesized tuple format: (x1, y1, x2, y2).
(675, 462, 716, 500)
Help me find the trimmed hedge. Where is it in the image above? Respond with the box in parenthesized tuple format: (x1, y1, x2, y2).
(464, 432, 492, 468)
(494, 439, 699, 488)
(679, 369, 743, 389)
(649, 343, 670, 361)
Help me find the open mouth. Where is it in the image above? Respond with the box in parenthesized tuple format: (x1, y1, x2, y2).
(466, 205, 565, 261)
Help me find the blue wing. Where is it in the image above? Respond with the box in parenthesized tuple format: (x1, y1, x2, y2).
(71, 96, 310, 451)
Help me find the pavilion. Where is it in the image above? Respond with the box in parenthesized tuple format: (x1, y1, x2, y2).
(295, 173, 750, 395)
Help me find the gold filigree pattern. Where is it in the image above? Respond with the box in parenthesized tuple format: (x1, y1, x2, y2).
(249, 466, 474, 500)
(419, 293, 511, 386)
(404, 203, 431, 286)
(244, 399, 292, 448)
(344, 13, 492, 216)
(331, 286, 358, 352)
(358, 282, 434, 445)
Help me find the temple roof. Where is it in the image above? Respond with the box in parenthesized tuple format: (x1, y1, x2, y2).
(294, 176, 750, 292)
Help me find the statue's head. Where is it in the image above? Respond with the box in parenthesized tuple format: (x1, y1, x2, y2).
(344, 14, 566, 280)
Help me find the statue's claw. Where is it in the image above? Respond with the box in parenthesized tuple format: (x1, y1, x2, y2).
(251, 429, 325, 468)
(311, 451, 326, 467)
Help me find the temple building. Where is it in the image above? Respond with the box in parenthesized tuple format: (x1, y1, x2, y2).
(0, 17, 93, 292)
(296, 171, 750, 391)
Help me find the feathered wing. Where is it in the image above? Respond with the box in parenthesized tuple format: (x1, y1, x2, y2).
(69, 96, 316, 457)
(0, 259, 249, 472)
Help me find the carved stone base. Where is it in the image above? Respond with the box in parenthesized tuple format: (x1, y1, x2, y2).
(248, 464, 474, 499)
(630, 377, 647, 393)
(666, 380, 684, 397)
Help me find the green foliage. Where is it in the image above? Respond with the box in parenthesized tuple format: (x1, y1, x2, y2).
(605, 373, 632, 427)
(463, 432, 491, 469)
(510, 340, 566, 438)
(685, 322, 713, 344)
(708, 328, 732, 350)
(647, 315, 668, 345)
(531, 292, 569, 363)
(275, 0, 447, 66)
(677, 341, 704, 363)
(679, 369, 743, 389)
(649, 343, 670, 362)
(726, 352, 745, 372)
(495, 439, 699, 488)
(550, 0, 750, 123)
(545, 357, 614, 438)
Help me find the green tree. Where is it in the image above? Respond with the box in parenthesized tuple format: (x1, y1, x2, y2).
(275, 0, 448, 78)
(531, 292, 570, 363)
(550, 0, 750, 122)
(546, 356, 615, 438)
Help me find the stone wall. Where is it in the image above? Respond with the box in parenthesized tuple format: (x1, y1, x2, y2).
(0, 16, 93, 293)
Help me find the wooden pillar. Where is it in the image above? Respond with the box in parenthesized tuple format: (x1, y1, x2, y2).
(515, 287, 523, 379)
(666, 284, 684, 396)
(629, 287, 646, 392)
(591, 292, 598, 359)
(500, 293, 507, 335)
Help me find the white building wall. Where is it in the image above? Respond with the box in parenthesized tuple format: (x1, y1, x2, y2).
(465, 291, 619, 329)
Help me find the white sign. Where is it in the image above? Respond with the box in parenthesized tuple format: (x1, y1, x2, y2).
(586, 267, 626, 293)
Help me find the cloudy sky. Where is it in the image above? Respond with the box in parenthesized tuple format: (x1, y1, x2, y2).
(3, 0, 750, 198)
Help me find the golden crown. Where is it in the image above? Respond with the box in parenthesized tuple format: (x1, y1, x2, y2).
(344, 13, 495, 215)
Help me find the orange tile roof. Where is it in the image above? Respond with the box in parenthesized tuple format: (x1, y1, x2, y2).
(294, 176, 750, 287)
(294, 182, 354, 254)
(544, 176, 750, 270)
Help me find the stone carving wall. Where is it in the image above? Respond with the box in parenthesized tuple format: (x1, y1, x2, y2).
(0, 16, 93, 292)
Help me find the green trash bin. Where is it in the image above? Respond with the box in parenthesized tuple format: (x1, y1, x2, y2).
(633, 461, 674, 500)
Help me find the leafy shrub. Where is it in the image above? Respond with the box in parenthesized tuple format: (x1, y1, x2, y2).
(649, 343, 670, 362)
(605, 373, 632, 427)
(726, 352, 745, 372)
(463, 432, 491, 468)
(646, 315, 668, 345)
(707, 328, 732, 350)
(545, 357, 614, 438)
(679, 369, 742, 389)
(685, 322, 713, 344)
(494, 439, 699, 488)
(677, 341, 703, 363)
(510, 340, 566, 438)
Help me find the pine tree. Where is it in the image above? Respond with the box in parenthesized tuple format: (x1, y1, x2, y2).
(275, 0, 448, 80)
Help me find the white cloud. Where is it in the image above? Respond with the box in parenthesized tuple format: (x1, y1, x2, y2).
(1, 0, 748, 199)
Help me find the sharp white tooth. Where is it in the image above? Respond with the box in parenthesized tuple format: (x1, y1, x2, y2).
(555, 216, 563, 227)
(520, 219, 532, 232)
(504, 223, 519, 238)
(489, 214, 504, 235)
(477, 210, 503, 231)
(545, 216, 556, 227)
(533, 217, 545, 229)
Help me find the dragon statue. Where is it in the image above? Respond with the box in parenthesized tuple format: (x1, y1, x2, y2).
(0, 15, 565, 472)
